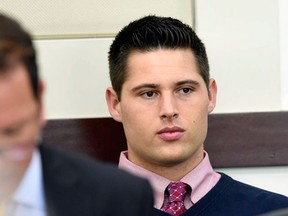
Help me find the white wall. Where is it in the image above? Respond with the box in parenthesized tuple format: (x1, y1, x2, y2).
(197, 0, 288, 196)
(197, 0, 282, 113)
(2, 0, 288, 196)
(279, 0, 288, 110)
(35, 38, 113, 119)
(0, 0, 193, 37)
(34, 0, 288, 118)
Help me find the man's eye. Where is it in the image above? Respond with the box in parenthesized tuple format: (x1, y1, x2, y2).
(145, 91, 155, 97)
(180, 88, 192, 94)
(3, 127, 21, 136)
(140, 91, 156, 99)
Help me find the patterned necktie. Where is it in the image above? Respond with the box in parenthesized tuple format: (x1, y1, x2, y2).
(161, 182, 190, 216)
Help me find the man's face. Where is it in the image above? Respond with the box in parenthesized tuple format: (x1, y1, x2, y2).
(0, 61, 44, 166)
(107, 49, 217, 173)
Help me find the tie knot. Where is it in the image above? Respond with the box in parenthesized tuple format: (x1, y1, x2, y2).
(166, 182, 190, 203)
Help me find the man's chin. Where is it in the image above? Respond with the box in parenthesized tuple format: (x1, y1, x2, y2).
(0, 145, 35, 162)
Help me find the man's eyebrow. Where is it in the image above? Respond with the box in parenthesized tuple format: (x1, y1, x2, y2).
(175, 80, 200, 86)
(130, 80, 200, 92)
(131, 83, 160, 92)
(1, 120, 25, 135)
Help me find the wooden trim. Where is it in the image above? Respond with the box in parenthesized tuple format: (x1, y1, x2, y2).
(42, 112, 288, 168)
(206, 112, 288, 168)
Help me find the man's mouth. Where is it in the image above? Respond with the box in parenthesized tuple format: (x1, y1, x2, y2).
(157, 126, 185, 141)
(0, 145, 34, 161)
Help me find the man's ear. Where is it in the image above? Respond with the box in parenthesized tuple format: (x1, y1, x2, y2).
(38, 79, 47, 127)
(105, 87, 122, 122)
(207, 79, 217, 113)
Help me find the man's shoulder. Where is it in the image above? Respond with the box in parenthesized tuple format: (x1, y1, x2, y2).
(259, 207, 288, 216)
(209, 172, 288, 213)
(39, 144, 150, 188)
(218, 173, 288, 201)
(38, 144, 154, 215)
(176, 173, 288, 216)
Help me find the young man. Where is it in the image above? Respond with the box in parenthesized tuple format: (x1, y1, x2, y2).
(0, 13, 154, 216)
(106, 15, 288, 216)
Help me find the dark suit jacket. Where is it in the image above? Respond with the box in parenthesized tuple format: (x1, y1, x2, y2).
(39, 144, 154, 216)
(259, 208, 288, 216)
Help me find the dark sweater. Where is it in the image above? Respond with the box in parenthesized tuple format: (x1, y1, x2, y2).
(154, 173, 288, 216)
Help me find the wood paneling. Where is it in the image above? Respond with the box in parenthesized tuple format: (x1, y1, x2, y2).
(206, 112, 288, 168)
(42, 112, 288, 168)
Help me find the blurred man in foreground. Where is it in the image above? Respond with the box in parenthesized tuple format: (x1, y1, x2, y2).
(0, 12, 153, 216)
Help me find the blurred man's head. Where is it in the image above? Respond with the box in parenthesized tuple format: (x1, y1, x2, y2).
(0, 13, 45, 200)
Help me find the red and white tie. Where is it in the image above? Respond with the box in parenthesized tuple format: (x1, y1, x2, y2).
(161, 182, 190, 216)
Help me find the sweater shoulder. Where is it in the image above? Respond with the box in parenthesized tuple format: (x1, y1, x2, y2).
(217, 173, 288, 201)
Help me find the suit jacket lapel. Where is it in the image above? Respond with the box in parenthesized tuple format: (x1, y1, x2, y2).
(39, 145, 92, 216)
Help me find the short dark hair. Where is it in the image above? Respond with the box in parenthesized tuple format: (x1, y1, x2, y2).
(0, 12, 39, 99)
(108, 15, 210, 100)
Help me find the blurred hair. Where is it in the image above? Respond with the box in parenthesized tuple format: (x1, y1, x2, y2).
(0, 12, 39, 99)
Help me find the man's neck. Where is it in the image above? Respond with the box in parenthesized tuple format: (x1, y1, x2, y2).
(130, 152, 204, 181)
(0, 161, 29, 202)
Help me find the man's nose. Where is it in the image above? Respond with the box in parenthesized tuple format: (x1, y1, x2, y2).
(159, 94, 179, 121)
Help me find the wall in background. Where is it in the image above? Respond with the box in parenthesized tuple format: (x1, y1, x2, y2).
(0, 0, 192, 37)
(197, 0, 282, 113)
(1, 0, 288, 196)
(35, 38, 113, 119)
(33, 0, 287, 119)
(279, 0, 288, 110)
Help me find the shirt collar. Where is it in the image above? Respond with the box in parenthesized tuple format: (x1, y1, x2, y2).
(119, 151, 220, 208)
(12, 149, 46, 211)
(181, 152, 221, 204)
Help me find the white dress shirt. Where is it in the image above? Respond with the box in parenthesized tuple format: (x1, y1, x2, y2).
(6, 150, 46, 216)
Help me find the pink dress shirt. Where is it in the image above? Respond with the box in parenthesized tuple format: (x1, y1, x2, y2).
(118, 151, 221, 209)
